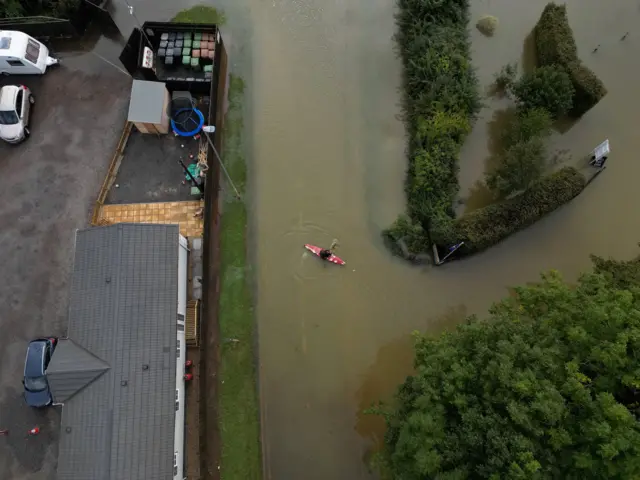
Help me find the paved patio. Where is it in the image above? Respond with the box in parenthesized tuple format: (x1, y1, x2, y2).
(98, 200, 205, 237)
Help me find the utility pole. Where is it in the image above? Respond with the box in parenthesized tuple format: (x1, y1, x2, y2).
(123, 0, 153, 50)
(202, 126, 242, 200)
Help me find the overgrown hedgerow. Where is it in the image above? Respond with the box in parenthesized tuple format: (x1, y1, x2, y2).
(534, 3, 606, 116)
(384, 1, 594, 261)
(384, 0, 480, 251)
(452, 167, 586, 254)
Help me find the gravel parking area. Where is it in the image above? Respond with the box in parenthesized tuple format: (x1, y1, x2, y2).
(0, 50, 131, 479)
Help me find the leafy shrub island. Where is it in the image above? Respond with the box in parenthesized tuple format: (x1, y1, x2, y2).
(512, 65, 574, 118)
(383, 0, 480, 255)
(453, 167, 586, 254)
(385, 1, 596, 262)
(534, 3, 607, 116)
(485, 136, 549, 198)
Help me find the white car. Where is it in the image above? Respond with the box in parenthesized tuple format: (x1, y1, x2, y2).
(0, 84, 34, 143)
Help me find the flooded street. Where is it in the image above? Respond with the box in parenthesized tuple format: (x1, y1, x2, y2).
(108, 0, 640, 478)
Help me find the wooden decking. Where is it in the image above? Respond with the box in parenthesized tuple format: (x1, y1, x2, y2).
(186, 299, 200, 347)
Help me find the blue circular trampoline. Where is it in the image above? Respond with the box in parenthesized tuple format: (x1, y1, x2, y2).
(171, 107, 205, 137)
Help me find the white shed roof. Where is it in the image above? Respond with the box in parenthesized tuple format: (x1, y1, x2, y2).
(127, 80, 167, 124)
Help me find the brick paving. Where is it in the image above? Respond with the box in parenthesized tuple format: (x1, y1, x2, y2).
(99, 201, 205, 237)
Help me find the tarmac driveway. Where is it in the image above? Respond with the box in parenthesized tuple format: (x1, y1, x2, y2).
(0, 50, 131, 479)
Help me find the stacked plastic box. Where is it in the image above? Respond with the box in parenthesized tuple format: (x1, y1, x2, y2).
(156, 31, 215, 74)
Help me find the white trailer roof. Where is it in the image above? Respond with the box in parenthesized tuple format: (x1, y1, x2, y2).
(0, 30, 30, 58)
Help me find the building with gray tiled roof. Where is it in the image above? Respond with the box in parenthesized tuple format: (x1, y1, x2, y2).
(51, 224, 189, 480)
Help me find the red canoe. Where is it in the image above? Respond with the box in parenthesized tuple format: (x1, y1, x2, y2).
(304, 244, 346, 265)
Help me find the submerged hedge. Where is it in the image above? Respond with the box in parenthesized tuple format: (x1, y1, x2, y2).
(452, 167, 586, 254)
(534, 3, 606, 116)
(390, 0, 480, 241)
(385, 1, 593, 262)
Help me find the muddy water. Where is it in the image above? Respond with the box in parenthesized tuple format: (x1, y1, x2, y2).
(108, 0, 640, 478)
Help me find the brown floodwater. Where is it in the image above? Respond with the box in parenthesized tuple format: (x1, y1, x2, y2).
(109, 0, 640, 478)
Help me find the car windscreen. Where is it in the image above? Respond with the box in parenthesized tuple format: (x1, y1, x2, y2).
(24, 375, 48, 392)
(0, 110, 18, 125)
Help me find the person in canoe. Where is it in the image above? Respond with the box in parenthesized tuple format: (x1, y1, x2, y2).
(319, 239, 339, 260)
(319, 249, 332, 260)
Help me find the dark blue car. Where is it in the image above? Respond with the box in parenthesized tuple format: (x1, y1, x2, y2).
(23, 337, 57, 407)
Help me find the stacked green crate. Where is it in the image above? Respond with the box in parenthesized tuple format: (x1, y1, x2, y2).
(183, 32, 192, 66)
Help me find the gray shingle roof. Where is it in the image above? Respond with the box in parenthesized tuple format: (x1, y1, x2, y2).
(47, 338, 110, 404)
(56, 223, 179, 480)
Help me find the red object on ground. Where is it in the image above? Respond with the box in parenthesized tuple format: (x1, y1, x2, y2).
(0, 429, 8, 435)
(184, 373, 193, 381)
(304, 244, 346, 265)
(185, 360, 193, 368)
(28, 427, 40, 436)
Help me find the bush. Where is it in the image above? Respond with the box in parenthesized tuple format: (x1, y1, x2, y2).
(388, 0, 480, 256)
(534, 2, 606, 115)
(451, 167, 586, 253)
(476, 15, 498, 36)
(513, 65, 575, 117)
(383, 215, 431, 256)
(494, 62, 518, 92)
(567, 60, 607, 116)
(500, 107, 552, 148)
(534, 3, 577, 66)
(486, 107, 552, 198)
(485, 136, 548, 197)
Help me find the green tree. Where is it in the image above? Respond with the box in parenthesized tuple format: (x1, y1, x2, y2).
(380, 257, 640, 479)
(0, 0, 23, 17)
(494, 62, 518, 93)
(501, 107, 552, 149)
(513, 65, 575, 117)
(486, 136, 547, 196)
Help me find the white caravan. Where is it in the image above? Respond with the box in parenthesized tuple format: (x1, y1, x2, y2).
(0, 31, 58, 75)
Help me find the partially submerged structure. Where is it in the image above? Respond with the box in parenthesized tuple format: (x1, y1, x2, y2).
(120, 21, 225, 94)
(52, 223, 189, 480)
(89, 21, 227, 207)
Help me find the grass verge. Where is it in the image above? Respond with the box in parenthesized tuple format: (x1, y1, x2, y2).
(171, 7, 259, 475)
(172, 5, 227, 25)
(218, 76, 262, 479)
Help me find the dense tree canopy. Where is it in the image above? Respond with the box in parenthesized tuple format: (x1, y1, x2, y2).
(1, 0, 81, 20)
(381, 255, 640, 479)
